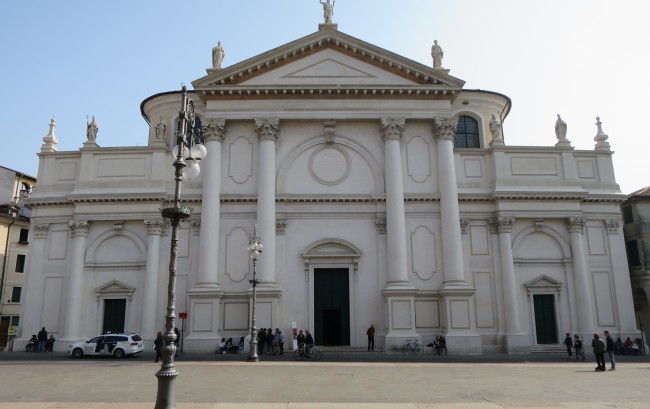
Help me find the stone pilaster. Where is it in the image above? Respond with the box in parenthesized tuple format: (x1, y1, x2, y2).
(63, 220, 89, 341)
(567, 217, 595, 334)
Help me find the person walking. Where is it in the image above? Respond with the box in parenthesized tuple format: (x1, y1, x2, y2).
(604, 330, 616, 371)
(366, 324, 375, 351)
(154, 331, 164, 363)
(37, 327, 48, 352)
(591, 332, 606, 371)
(563, 333, 573, 359)
(573, 334, 585, 361)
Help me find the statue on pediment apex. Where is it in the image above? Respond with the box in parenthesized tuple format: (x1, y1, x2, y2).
(212, 41, 225, 69)
(555, 114, 567, 141)
(86, 115, 99, 142)
(319, 0, 334, 24)
(431, 40, 444, 69)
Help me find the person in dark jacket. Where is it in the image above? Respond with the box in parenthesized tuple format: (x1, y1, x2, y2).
(573, 334, 585, 361)
(258, 328, 266, 355)
(563, 333, 573, 358)
(37, 327, 48, 352)
(154, 331, 164, 363)
(604, 330, 616, 371)
(266, 329, 275, 355)
(592, 332, 606, 371)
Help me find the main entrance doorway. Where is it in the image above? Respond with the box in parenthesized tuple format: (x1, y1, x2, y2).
(314, 268, 350, 346)
(533, 294, 558, 344)
(102, 299, 126, 334)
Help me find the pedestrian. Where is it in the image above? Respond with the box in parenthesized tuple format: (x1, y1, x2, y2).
(438, 336, 447, 355)
(305, 330, 314, 355)
(174, 327, 181, 357)
(366, 324, 375, 351)
(573, 334, 585, 361)
(266, 328, 275, 355)
(604, 330, 616, 371)
(45, 335, 56, 352)
(563, 333, 573, 359)
(37, 327, 48, 352)
(258, 328, 266, 355)
(277, 330, 284, 355)
(154, 331, 164, 363)
(591, 332, 606, 371)
(26, 334, 38, 352)
(297, 330, 306, 353)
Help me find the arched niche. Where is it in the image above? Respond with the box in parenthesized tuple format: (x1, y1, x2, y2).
(85, 227, 147, 270)
(512, 226, 571, 262)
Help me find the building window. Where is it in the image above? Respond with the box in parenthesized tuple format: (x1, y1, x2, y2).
(622, 206, 633, 224)
(10, 316, 19, 326)
(626, 240, 641, 267)
(19, 228, 29, 243)
(10, 287, 21, 303)
(15, 254, 26, 273)
(454, 116, 480, 148)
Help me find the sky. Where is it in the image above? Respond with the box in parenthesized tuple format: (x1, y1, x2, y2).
(2, 0, 649, 194)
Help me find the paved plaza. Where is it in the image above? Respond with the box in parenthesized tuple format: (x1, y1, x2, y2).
(0, 351, 649, 408)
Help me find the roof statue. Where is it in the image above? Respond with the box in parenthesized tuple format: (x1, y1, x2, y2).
(489, 114, 503, 146)
(594, 116, 610, 151)
(554, 114, 571, 147)
(319, 0, 334, 24)
(86, 115, 99, 143)
(212, 41, 225, 69)
(431, 40, 444, 69)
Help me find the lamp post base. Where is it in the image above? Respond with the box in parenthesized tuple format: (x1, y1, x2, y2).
(154, 369, 179, 409)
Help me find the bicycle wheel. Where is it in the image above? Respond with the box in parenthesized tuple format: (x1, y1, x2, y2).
(401, 344, 410, 355)
(415, 345, 422, 355)
(293, 349, 304, 361)
(310, 348, 322, 361)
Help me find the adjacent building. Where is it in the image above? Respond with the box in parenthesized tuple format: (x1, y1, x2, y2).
(17, 22, 637, 353)
(0, 166, 34, 349)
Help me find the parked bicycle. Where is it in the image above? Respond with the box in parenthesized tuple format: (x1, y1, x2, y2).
(402, 339, 422, 355)
(293, 344, 323, 361)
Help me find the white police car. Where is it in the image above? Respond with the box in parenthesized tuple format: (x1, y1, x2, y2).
(68, 333, 144, 359)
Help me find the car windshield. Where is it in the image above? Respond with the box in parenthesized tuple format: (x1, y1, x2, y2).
(131, 335, 142, 341)
(88, 336, 103, 343)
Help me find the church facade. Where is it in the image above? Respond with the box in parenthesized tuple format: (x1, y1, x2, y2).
(19, 24, 637, 354)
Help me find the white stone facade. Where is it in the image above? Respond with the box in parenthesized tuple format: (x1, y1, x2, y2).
(18, 28, 637, 354)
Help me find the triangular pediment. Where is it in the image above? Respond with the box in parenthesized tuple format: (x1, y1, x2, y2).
(192, 28, 464, 100)
(524, 275, 563, 291)
(95, 280, 135, 295)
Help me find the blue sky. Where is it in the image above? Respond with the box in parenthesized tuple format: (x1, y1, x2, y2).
(2, 0, 648, 193)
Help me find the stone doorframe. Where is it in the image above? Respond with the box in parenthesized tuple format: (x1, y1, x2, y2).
(94, 280, 135, 335)
(524, 275, 563, 345)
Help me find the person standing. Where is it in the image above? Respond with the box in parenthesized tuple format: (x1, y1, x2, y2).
(604, 330, 616, 371)
(297, 330, 306, 352)
(573, 334, 585, 361)
(154, 331, 164, 363)
(563, 333, 573, 359)
(277, 330, 284, 355)
(366, 324, 375, 352)
(258, 328, 266, 356)
(174, 327, 181, 357)
(37, 327, 48, 352)
(305, 330, 314, 355)
(591, 332, 606, 371)
(266, 329, 275, 355)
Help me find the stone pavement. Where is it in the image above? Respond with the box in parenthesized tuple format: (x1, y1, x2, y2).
(1, 351, 649, 408)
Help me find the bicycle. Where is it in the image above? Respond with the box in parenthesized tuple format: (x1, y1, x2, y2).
(293, 344, 323, 361)
(401, 339, 422, 355)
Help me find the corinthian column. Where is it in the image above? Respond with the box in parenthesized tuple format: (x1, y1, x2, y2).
(255, 118, 279, 285)
(492, 217, 521, 334)
(567, 217, 595, 333)
(196, 118, 226, 288)
(142, 219, 164, 339)
(433, 117, 466, 287)
(63, 220, 89, 341)
(381, 117, 410, 286)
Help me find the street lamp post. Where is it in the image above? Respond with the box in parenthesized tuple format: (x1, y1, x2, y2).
(155, 85, 206, 409)
(247, 225, 263, 362)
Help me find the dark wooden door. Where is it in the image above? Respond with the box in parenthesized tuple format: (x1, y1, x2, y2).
(102, 299, 126, 334)
(534, 294, 558, 344)
(314, 268, 350, 346)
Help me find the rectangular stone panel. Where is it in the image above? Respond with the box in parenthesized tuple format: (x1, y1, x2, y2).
(470, 226, 489, 255)
(450, 300, 471, 329)
(577, 160, 596, 179)
(587, 226, 606, 255)
(223, 302, 249, 331)
(48, 230, 68, 260)
(474, 272, 495, 328)
(391, 300, 412, 329)
(57, 161, 77, 181)
(97, 158, 147, 178)
(256, 301, 274, 329)
(511, 157, 558, 175)
(192, 302, 214, 332)
(42, 277, 63, 332)
(415, 300, 439, 328)
(463, 158, 483, 178)
(592, 271, 615, 326)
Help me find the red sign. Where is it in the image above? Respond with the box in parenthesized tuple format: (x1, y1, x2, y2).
(179, 312, 188, 319)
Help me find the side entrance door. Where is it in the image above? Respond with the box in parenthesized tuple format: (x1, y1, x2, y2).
(102, 299, 126, 334)
(314, 268, 350, 346)
(533, 294, 558, 344)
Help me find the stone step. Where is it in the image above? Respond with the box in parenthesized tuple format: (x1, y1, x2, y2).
(530, 344, 568, 354)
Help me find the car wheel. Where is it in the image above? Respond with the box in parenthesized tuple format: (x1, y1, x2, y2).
(72, 348, 83, 359)
(113, 349, 126, 359)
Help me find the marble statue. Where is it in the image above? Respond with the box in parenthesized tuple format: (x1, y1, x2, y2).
(86, 116, 99, 142)
(431, 40, 444, 68)
(212, 41, 225, 69)
(319, 0, 334, 24)
(489, 114, 501, 140)
(555, 114, 567, 142)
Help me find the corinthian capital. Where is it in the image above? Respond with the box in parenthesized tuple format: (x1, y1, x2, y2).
(254, 118, 280, 141)
(432, 116, 458, 141)
(380, 117, 405, 141)
(489, 217, 514, 234)
(69, 220, 90, 237)
(202, 118, 226, 142)
(567, 217, 586, 234)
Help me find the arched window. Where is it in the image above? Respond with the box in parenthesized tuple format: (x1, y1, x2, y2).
(454, 116, 480, 148)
